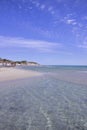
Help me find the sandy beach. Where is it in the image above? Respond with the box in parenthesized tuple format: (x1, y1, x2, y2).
(0, 67, 42, 82)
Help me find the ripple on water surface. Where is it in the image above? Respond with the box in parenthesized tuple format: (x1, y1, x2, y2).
(0, 71, 87, 130)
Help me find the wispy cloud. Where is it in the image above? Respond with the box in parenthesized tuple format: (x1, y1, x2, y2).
(66, 19, 77, 25)
(0, 36, 62, 53)
(29, 0, 56, 16)
(40, 4, 45, 10)
(78, 37, 87, 49)
(82, 16, 87, 20)
(47, 6, 55, 15)
(78, 44, 87, 49)
(61, 15, 77, 26)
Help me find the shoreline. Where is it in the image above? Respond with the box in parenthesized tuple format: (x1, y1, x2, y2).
(0, 67, 42, 82)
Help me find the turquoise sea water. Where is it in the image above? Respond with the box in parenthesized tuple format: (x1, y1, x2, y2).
(0, 66, 87, 130)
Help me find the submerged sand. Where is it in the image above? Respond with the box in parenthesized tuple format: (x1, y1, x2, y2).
(0, 67, 42, 82)
(50, 70, 87, 85)
(0, 67, 87, 85)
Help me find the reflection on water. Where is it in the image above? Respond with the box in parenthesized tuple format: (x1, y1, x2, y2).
(0, 66, 87, 130)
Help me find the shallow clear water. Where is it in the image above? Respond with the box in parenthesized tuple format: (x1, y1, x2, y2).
(18, 65, 87, 72)
(0, 66, 87, 130)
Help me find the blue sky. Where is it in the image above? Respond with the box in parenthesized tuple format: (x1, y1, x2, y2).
(0, 0, 87, 65)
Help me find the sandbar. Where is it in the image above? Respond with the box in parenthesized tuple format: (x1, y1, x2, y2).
(0, 67, 42, 82)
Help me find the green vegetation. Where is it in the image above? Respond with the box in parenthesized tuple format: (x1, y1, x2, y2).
(0, 58, 39, 67)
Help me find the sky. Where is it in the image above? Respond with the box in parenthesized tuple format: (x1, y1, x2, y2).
(0, 0, 87, 65)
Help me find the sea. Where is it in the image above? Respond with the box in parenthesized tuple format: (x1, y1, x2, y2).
(0, 65, 87, 130)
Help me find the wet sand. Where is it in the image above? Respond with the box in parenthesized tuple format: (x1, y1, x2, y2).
(0, 67, 42, 82)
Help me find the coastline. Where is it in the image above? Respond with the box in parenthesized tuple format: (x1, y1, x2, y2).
(0, 67, 42, 82)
